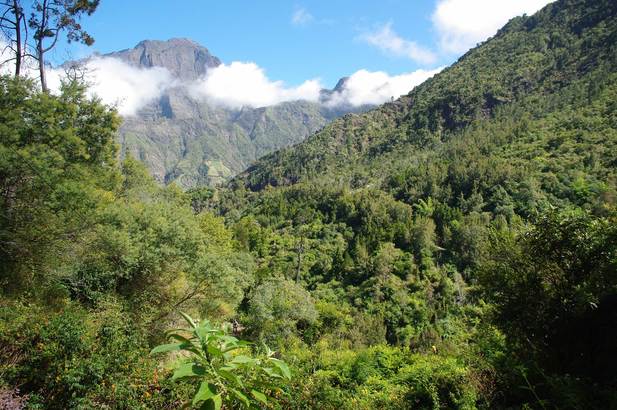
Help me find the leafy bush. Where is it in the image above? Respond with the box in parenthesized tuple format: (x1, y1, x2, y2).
(246, 278, 318, 343)
(0, 299, 182, 409)
(284, 343, 477, 410)
(151, 312, 292, 409)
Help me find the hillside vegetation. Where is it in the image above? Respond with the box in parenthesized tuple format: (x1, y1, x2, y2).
(1, 0, 616, 408)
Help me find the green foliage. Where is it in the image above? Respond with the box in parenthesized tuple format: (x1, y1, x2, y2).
(478, 209, 617, 408)
(0, 76, 119, 294)
(246, 277, 318, 344)
(0, 76, 257, 408)
(151, 312, 291, 409)
(282, 343, 476, 409)
(0, 299, 186, 409)
(3, 0, 617, 408)
(216, 1, 617, 408)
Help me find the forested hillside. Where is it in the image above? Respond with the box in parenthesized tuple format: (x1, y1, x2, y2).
(1, 0, 616, 408)
(221, 0, 617, 407)
(239, 0, 617, 196)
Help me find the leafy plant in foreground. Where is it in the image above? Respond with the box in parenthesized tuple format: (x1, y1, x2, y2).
(152, 313, 291, 409)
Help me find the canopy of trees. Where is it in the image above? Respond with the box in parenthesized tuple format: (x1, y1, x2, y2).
(1, 0, 616, 408)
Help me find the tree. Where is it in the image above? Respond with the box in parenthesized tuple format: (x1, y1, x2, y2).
(478, 209, 617, 406)
(28, 0, 99, 92)
(0, 0, 27, 77)
(0, 75, 118, 293)
(247, 277, 317, 342)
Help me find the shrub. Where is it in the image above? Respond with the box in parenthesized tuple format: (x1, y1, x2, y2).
(151, 312, 292, 409)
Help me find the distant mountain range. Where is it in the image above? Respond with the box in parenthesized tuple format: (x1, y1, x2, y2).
(76, 39, 371, 187)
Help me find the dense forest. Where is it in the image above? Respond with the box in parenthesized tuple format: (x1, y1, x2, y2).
(1, 0, 616, 408)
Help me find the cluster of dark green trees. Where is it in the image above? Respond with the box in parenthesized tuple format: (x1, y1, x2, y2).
(1, 0, 617, 408)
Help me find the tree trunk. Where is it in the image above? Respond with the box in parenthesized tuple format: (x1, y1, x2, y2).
(13, 0, 21, 77)
(37, 0, 49, 93)
(37, 40, 47, 92)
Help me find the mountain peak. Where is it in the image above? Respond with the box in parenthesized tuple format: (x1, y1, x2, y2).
(333, 77, 349, 92)
(135, 38, 201, 48)
(107, 38, 221, 80)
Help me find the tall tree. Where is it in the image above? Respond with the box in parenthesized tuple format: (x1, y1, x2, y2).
(28, 0, 99, 92)
(0, 0, 26, 77)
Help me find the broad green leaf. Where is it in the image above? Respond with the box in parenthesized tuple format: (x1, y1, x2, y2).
(207, 343, 223, 358)
(193, 381, 217, 405)
(151, 341, 202, 357)
(219, 335, 239, 344)
(172, 363, 206, 381)
(218, 368, 243, 387)
(269, 358, 291, 379)
(196, 326, 211, 342)
(230, 388, 250, 408)
(150, 342, 183, 355)
(222, 340, 252, 353)
(211, 394, 222, 410)
(179, 311, 197, 328)
(169, 333, 194, 344)
(231, 355, 254, 364)
(262, 367, 283, 379)
(250, 389, 268, 405)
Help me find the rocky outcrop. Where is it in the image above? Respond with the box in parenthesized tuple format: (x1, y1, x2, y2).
(107, 38, 221, 81)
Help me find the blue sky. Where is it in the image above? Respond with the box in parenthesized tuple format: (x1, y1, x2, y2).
(57, 0, 436, 87)
(54, 0, 552, 88)
(21, 0, 554, 115)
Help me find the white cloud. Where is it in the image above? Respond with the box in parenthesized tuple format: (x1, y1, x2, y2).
(0, 47, 175, 116)
(291, 7, 314, 26)
(1, 36, 440, 113)
(76, 57, 175, 116)
(327, 67, 443, 107)
(39, 57, 176, 116)
(361, 23, 437, 65)
(190, 61, 323, 109)
(433, 0, 555, 54)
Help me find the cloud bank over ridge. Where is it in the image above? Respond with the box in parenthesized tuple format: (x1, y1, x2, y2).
(433, 0, 554, 54)
(326, 68, 442, 107)
(33, 56, 441, 116)
(189, 61, 323, 109)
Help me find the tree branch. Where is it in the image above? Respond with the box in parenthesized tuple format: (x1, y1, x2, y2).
(41, 29, 60, 53)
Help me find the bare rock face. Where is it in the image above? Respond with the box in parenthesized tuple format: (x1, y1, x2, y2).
(107, 38, 221, 81)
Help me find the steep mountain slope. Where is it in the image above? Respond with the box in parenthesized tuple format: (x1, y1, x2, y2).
(217, 1, 617, 406)
(118, 85, 332, 186)
(98, 39, 368, 187)
(237, 0, 617, 209)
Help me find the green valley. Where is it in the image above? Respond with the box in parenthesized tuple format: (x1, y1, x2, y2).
(1, 0, 616, 408)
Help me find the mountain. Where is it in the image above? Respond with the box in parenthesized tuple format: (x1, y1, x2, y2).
(236, 0, 617, 200)
(221, 0, 617, 406)
(107, 38, 221, 80)
(95, 38, 369, 187)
